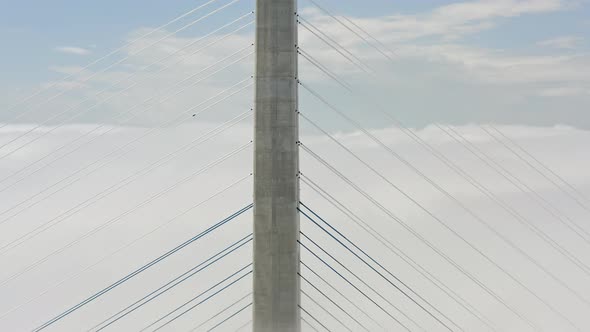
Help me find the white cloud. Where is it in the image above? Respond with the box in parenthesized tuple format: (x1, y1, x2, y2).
(431, 0, 567, 20)
(303, 0, 569, 44)
(1, 8, 589, 331)
(537, 36, 584, 49)
(48, 65, 87, 75)
(538, 86, 590, 97)
(393, 43, 590, 85)
(54, 46, 92, 56)
(296, 1, 590, 102)
(0, 122, 588, 330)
(4, 1, 578, 131)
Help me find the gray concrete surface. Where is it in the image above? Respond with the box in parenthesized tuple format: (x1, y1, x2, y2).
(252, 0, 300, 331)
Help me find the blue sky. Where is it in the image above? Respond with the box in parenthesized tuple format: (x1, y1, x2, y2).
(0, 0, 249, 84)
(1, 2, 590, 331)
(1, 0, 590, 128)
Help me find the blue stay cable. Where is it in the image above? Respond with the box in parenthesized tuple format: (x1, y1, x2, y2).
(95, 234, 253, 331)
(299, 203, 456, 331)
(34, 203, 253, 331)
(207, 302, 252, 331)
(147, 265, 253, 331)
(298, 239, 410, 332)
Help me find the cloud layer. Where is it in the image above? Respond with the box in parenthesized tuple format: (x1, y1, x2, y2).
(0, 120, 588, 331)
(0, 1, 589, 330)
(54, 46, 92, 56)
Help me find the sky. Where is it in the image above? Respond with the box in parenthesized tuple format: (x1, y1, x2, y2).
(0, 0, 590, 331)
(1, 0, 590, 128)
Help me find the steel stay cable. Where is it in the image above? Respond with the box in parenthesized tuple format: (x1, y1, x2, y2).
(0, 80, 138, 159)
(300, 115, 478, 331)
(300, 305, 332, 332)
(3, 134, 254, 284)
(0, 115, 251, 290)
(447, 126, 584, 226)
(299, 117, 494, 329)
(387, 28, 589, 219)
(0, 173, 251, 322)
(489, 126, 590, 206)
(2, 109, 249, 253)
(481, 125, 590, 214)
(0, 23, 254, 194)
(297, 58, 355, 102)
(301, 232, 424, 331)
(144, 265, 253, 332)
(1, 0, 223, 117)
(187, 292, 252, 332)
(147, 264, 251, 332)
(0, 76, 252, 228)
(301, 78, 590, 278)
(299, 273, 371, 332)
(299, 0, 590, 264)
(297, 17, 374, 75)
(206, 302, 252, 332)
(394, 115, 590, 292)
(92, 235, 254, 331)
(299, 240, 412, 332)
(442, 124, 590, 242)
(385, 119, 590, 312)
(301, 0, 587, 226)
(0, 12, 252, 166)
(0, 109, 252, 256)
(305, 0, 394, 62)
(4, 0, 243, 129)
(300, 274, 370, 332)
(300, 175, 497, 331)
(340, 14, 398, 58)
(0, 22, 254, 195)
(298, 14, 552, 326)
(299, 110, 581, 329)
(302, 2, 590, 229)
(299, 204, 458, 332)
(299, 143, 539, 330)
(233, 319, 252, 332)
(0, 13, 254, 168)
(301, 289, 352, 332)
(3, 141, 252, 279)
(300, 262, 386, 331)
(1, 95, 254, 252)
(298, 52, 351, 92)
(32, 203, 252, 331)
(300, 81, 590, 316)
(297, 48, 352, 92)
(149, 265, 253, 332)
(437, 125, 590, 274)
(0, 142, 253, 289)
(298, 15, 373, 68)
(331, 88, 590, 312)
(302, 316, 320, 332)
(299, 27, 590, 287)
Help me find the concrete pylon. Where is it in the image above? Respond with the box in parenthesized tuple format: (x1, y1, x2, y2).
(252, 0, 300, 331)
